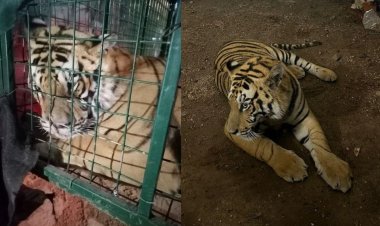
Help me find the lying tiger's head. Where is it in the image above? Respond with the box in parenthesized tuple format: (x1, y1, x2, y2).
(225, 56, 288, 139)
(29, 22, 116, 139)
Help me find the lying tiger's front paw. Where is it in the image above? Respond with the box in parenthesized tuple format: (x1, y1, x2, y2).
(270, 149, 308, 183)
(313, 151, 352, 193)
(316, 67, 337, 82)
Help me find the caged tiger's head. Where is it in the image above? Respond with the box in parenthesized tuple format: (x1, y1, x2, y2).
(225, 56, 288, 139)
(29, 21, 116, 139)
(32, 64, 96, 140)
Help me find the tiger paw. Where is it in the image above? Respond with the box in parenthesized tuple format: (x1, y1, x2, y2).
(270, 149, 308, 182)
(313, 151, 352, 193)
(288, 65, 306, 79)
(315, 67, 337, 82)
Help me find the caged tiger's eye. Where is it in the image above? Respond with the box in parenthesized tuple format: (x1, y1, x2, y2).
(79, 99, 89, 111)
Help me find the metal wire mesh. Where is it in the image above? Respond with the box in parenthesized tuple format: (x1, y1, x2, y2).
(11, 0, 181, 225)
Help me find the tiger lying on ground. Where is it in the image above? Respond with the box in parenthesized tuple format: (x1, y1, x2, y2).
(28, 18, 181, 195)
(214, 40, 352, 192)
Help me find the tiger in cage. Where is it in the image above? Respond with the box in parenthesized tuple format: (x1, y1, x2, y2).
(215, 40, 352, 192)
(27, 18, 181, 195)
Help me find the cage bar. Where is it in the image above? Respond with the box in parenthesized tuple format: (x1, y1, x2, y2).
(44, 165, 169, 226)
(0, 31, 14, 97)
(1, 0, 182, 225)
(138, 1, 181, 217)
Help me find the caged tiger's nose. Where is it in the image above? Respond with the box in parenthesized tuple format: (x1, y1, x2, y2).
(56, 122, 71, 129)
(42, 114, 77, 128)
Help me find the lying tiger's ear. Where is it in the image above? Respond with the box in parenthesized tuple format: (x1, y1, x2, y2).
(266, 63, 284, 89)
(226, 60, 241, 73)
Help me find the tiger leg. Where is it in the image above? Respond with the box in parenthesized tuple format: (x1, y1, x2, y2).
(291, 57, 337, 82)
(292, 111, 352, 192)
(224, 123, 308, 182)
(307, 64, 337, 82)
(277, 49, 337, 81)
(287, 65, 305, 79)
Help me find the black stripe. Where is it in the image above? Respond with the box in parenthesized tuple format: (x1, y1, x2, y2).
(304, 62, 311, 71)
(35, 40, 48, 45)
(273, 49, 281, 61)
(41, 56, 48, 63)
(78, 62, 84, 71)
(32, 57, 40, 65)
(53, 46, 71, 54)
(104, 122, 126, 135)
(244, 77, 254, 84)
(268, 102, 273, 111)
(283, 51, 288, 63)
(286, 52, 293, 64)
(32, 47, 47, 54)
(294, 97, 306, 120)
(256, 99, 264, 111)
(294, 55, 300, 65)
(292, 110, 310, 127)
(259, 62, 272, 71)
(111, 80, 120, 92)
(253, 91, 259, 99)
(285, 51, 290, 64)
(287, 76, 299, 116)
(300, 135, 309, 144)
(55, 42, 75, 46)
(55, 54, 68, 63)
(252, 69, 264, 74)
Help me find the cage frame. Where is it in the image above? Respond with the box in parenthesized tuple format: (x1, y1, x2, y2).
(0, 0, 181, 225)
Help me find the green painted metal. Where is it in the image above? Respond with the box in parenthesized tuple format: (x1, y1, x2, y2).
(17, 0, 181, 225)
(44, 165, 171, 226)
(112, 0, 146, 198)
(103, 0, 111, 33)
(140, 0, 171, 56)
(66, 0, 78, 171)
(0, 30, 14, 96)
(138, 0, 181, 217)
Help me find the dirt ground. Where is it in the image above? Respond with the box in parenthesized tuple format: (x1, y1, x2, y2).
(15, 173, 126, 226)
(182, 0, 380, 225)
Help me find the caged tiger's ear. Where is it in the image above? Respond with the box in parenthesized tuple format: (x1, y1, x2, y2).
(23, 17, 47, 38)
(94, 34, 118, 52)
(88, 33, 118, 57)
(102, 34, 118, 47)
(83, 34, 117, 50)
(225, 60, 241, 73)
(266, 63, 284, 89)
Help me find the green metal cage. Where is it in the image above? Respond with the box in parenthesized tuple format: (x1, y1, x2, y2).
(0, 0, 181, 225)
